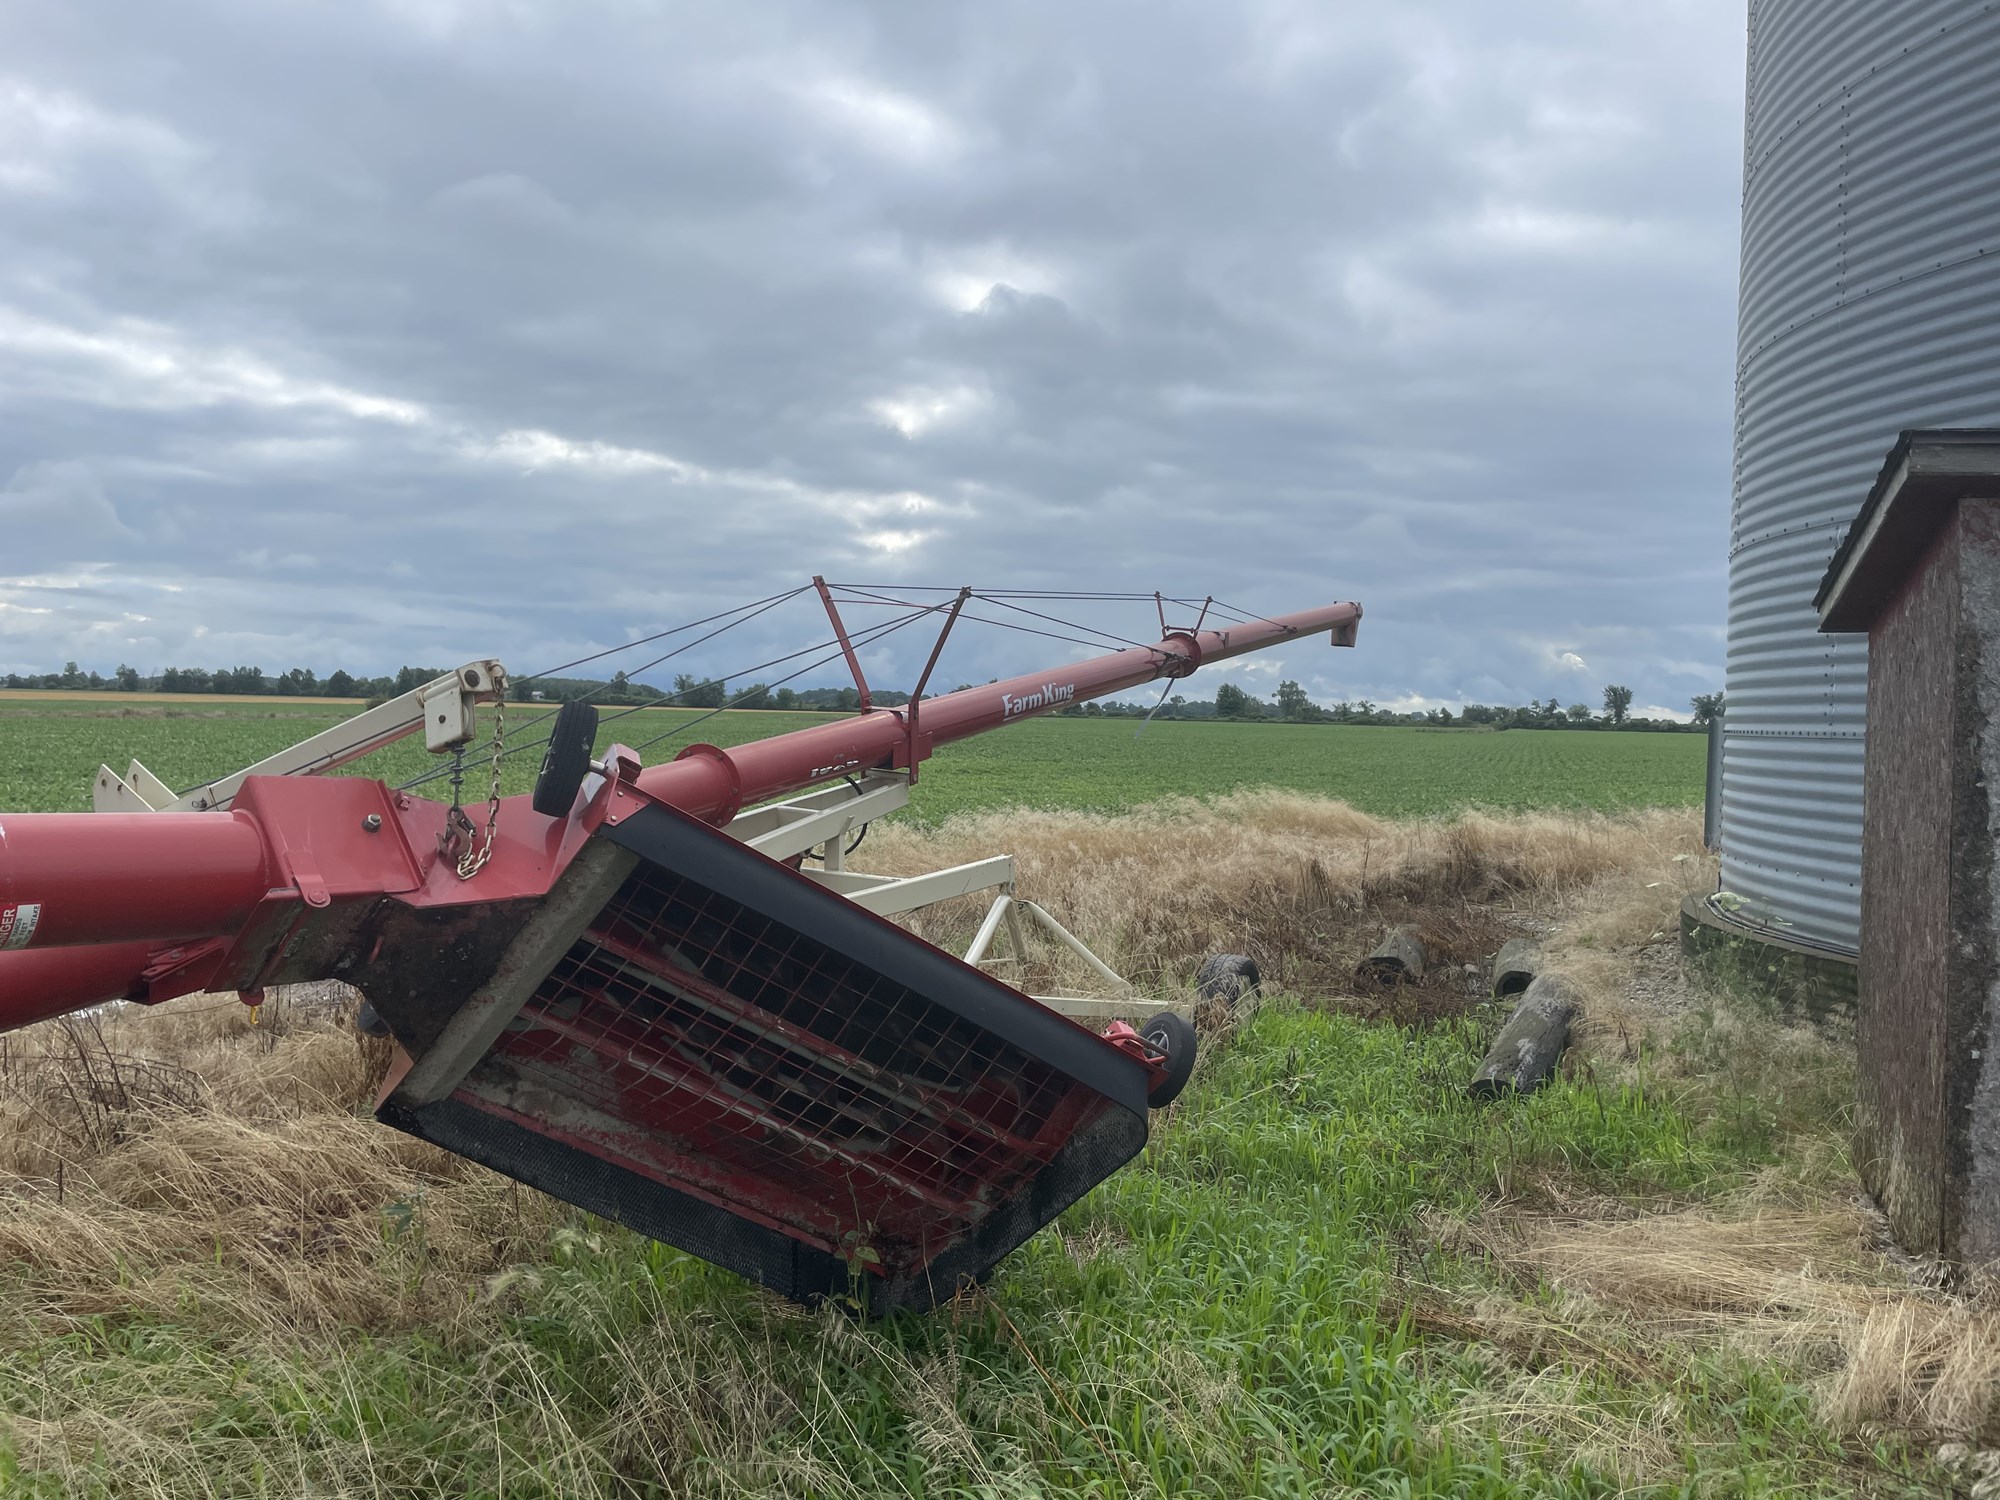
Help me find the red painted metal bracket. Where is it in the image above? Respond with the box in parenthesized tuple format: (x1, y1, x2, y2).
(903, 586, 970, 786)
(813, 575, 872, 712)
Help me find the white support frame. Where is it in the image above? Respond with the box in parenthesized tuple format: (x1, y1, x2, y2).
(726, 772, 912, 863)
(91, 660, 507, 813)
(960, 893, 1171, 1023)
(722, 772, 1171, 1024)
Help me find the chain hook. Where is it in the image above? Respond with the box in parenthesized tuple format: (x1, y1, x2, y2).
(454, 671, 506, 879)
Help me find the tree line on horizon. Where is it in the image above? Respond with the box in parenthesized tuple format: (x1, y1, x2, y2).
(0, 662, 904, 710)
(2, 663, 1721, 731)
(1079, 679, 1719, 731)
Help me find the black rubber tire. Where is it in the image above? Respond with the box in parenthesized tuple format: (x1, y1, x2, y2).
(1195, 953, 1261, 1007)
(354, 998, 391, 1038)
(1140, 1010, 1198, 1109)
(532, 700, 600, 818)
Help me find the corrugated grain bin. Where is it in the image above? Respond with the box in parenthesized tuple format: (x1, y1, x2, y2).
(1721, 0, 2000, 956)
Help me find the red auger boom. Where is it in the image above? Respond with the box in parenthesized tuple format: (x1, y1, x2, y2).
(0, 594, 1360, 1310)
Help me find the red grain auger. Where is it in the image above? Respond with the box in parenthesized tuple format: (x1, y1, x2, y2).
(0, 587, 1361, 1311)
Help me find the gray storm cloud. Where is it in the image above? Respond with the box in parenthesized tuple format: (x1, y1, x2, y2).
(0, 0, 1742, 710)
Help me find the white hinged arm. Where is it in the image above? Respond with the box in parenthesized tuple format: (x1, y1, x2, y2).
(92, 660, 507, 813)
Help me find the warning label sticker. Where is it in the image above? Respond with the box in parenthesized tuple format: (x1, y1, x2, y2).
(0, 902, 41, 950)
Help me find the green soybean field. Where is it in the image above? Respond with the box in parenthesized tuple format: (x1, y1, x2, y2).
(0, 694, 1705, 820)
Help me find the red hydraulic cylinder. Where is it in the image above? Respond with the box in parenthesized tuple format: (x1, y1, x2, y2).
(0, 812, 270, 950)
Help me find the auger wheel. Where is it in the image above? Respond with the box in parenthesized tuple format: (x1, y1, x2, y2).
(532, 701, 600, 818)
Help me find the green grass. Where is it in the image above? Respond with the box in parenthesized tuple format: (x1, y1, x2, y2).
(0, 1003, 1919, 1497)
(0, 697, 1705, 819)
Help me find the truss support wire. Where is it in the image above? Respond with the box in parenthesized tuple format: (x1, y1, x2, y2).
(385, 579, 1287, 793)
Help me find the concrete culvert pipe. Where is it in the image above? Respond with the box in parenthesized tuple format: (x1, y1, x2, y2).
(1490, 938, 1542, 999)
(1192, 953, 1260, 1030)
(1357, 926, 1427, 987)
(1469, 974, 1582, 1098)
(1195, 953, 1260, 1006)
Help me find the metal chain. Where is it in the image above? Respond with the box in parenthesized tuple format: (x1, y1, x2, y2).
(456, 681, 506, 880)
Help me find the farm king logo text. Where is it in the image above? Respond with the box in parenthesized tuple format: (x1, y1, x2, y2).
(1000, 681, 1076, 719)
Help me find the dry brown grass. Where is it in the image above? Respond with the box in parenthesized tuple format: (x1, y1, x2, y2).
(1460, 1203, 2000, 1445)
(1421, 995, 1993, 1461)
(864, 791, 1709, 1028)
(1395, 1200, 2000, 1489)
(0, 985, 562, 1343)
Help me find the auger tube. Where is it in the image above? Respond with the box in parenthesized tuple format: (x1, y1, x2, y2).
(0, 597, 1359, 1028)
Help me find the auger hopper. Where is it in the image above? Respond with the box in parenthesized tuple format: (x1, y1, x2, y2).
(0, 588, 1361, 1311)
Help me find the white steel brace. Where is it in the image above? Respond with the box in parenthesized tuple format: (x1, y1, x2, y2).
(721, 771, 1170, 1023)
(90, 660, 507, 814)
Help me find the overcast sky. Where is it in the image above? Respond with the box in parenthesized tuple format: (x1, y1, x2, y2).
(0, 0, 1745, 717)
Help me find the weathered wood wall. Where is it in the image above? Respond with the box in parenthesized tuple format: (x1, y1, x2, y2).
(1858, 509, 1957, 1253)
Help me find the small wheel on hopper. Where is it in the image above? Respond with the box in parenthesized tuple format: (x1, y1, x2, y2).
(532, 700, 601, 818)
(1140, 1010, 1198, 1108)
